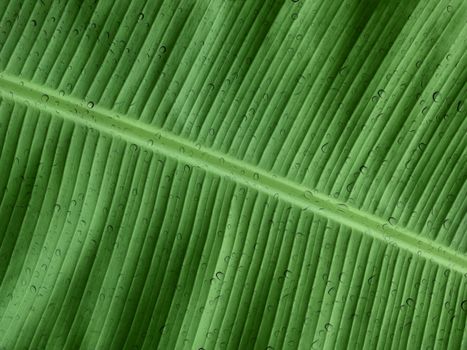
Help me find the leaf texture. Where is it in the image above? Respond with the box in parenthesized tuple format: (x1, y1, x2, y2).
(0, 0, 466, 349)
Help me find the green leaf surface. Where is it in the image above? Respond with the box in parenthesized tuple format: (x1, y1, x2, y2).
(0, 0, 466, 349)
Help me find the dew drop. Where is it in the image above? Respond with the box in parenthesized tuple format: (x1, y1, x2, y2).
(138, 13, 144, 20)
(215, 271, 224, 280)
(321, 143, 329, 153)
(87, 101, 94, 109)
(406, 297, 415, 307)
(432, 91, 440, 102)
(324, 323, 333, 332)
(371, 96, 379, 103)
(31, 19, 37, 26)
(388, 216, 397, 225)
(30, 285, 37, 293)
(377, 89, 385, 98)
(59, 90, 65, 96)
(461, 300, 467, 312)
(159, 45, 166, 53)
(457, 100, 464, 112)
(359, 165, 367, 174)
(41, 94, 49, 102)
(442, 219, 450, 229)
(304, 190, 313, 199)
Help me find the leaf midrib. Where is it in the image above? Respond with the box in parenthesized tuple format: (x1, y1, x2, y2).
(1, 72, 465, 274)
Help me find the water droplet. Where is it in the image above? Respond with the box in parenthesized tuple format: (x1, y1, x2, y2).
(321, 143, 329, 153)
(184, 164, 191, 172)
(432, 91, 440, 102)
(457, 101, 464, 112)
(304, 190, 313, 199)
(291, 13, 298, 20)
(30, 285, 37, 293)
(442, 219, 450, 229)
(359, 165, 367, 174)
(368, 275, 376, 285)
(418, 143, 426, 151)
(55, 249, 61, 256)
(41, 94, 49, 102)
(59, 90, 65, 96)
(138, 13, 144, 20)
(159, 46, 166, 53)
(324, 323, 333, 332)
(406, 298, 415, 307)
(461, 300, 467, 311)
(388, 216, 397, 225)
(215, 271, 224, 280)
(87, 101, 94, 109)
(377, 89, 385, 98)
(31, 19, 37, 26)
(371, 96, 379, 103)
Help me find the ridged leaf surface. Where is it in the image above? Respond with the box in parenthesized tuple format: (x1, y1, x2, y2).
(0, 0, 466, 349)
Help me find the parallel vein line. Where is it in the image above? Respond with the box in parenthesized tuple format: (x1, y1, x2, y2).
(0, 72, 465, 274)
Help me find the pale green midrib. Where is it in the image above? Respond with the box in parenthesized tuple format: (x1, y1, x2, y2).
(0, 72, 465, 274)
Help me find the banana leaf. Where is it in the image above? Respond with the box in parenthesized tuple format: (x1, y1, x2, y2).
(0, 0, 466, 348)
